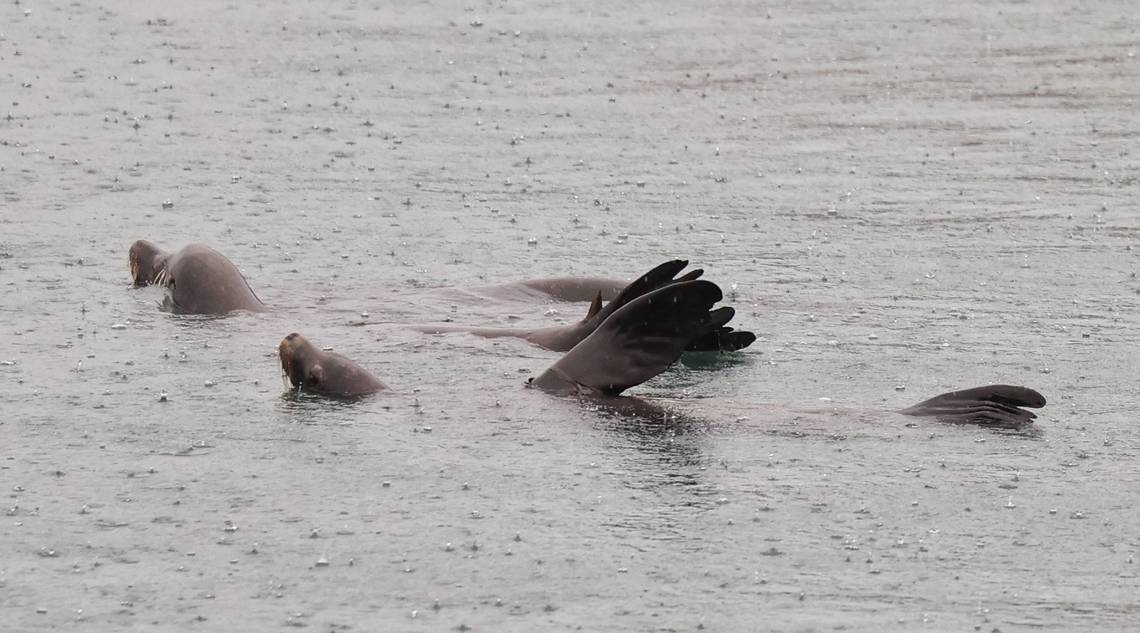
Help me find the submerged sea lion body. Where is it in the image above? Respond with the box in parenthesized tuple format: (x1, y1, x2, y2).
(129, 241, 266, 315)
(415, 260, 756, 353)
(476, 277, 627, 303)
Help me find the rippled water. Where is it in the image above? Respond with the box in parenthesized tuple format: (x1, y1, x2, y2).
(2, 0, 1139, 630)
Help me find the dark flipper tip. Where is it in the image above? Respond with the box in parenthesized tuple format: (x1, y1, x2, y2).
(684, 326, 757, 352)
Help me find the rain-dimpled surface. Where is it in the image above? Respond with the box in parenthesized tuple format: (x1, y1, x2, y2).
(2, 0, 1139, 631)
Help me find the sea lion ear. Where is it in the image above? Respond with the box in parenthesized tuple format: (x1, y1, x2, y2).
(308, 363, 325, 387)
(585, 291, 603, 319)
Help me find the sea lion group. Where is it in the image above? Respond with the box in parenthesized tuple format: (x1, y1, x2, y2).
(128, 240, 1046, 428)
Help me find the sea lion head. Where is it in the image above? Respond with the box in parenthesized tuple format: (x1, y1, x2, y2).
(129, 240, 168, 286)
(278, 332, 325, 392)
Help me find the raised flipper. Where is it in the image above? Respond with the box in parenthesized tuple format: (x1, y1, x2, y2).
(530, 280, 734, 396)
(564, 259, 755, 353)
(533, 259, 707, 353)
(602, 260, 753, 353)
(897, 385, 1046, 428)
(415, 259, 709, 352)
(587, 259, 701, 324)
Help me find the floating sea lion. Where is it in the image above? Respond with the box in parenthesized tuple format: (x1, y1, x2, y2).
(283, 279, 1046, 428)
(283, 279, 735, 398)
(414, 260, 756, 353)
(129, 241, 266, 315)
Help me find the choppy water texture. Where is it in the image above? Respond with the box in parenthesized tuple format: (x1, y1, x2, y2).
(2, 0, 1139, 630)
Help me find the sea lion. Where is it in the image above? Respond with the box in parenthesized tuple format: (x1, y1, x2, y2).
(278, 332, 387, 397)
(525, 280, 1046, 426)
(129, 240, 266, 315)
(281, 278, 737, 399)
(414, 260, 756, 353)
(285, 279, 1046, 428)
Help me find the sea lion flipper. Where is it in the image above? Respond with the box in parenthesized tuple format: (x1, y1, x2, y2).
(684, 325, 758, 352)
(586, 292, 603, 319)
(584, 262, 756, 352)
(533, 280, 733, 396)
(898, 384, 1046, 428)
(580, 259, 691, 326)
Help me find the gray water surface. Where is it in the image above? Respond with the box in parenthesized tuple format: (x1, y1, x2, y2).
(2, 0, 1139, 631)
